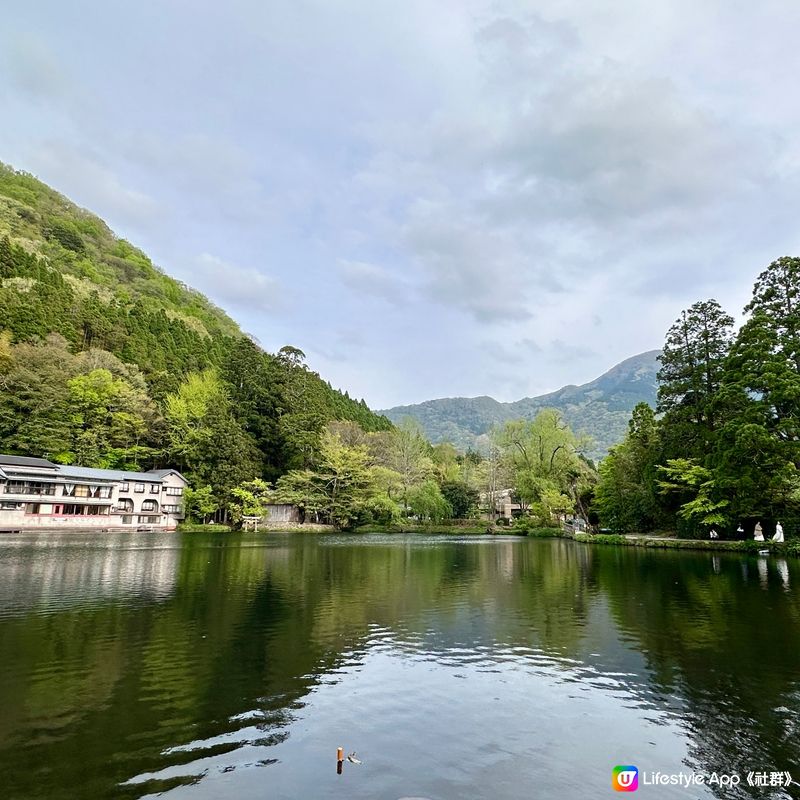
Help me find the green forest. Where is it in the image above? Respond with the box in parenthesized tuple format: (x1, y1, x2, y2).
(594, 256, 800, 539)
(0, 163, 392, 520)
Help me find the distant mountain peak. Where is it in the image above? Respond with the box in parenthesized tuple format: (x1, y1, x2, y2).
(380, 350, 661, 460)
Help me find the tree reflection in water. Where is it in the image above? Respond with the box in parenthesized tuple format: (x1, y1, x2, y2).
(0, 532, 797, 799)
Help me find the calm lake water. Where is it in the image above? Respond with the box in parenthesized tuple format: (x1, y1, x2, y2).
(0, 532, 799, 800)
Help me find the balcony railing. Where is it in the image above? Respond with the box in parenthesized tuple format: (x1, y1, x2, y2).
(4, 484, 57, 496)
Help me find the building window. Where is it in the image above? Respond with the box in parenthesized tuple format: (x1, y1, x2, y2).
(56, 504, 111, 516)
(26, 504, 41, 515)
(0, 501, 19, 510)
(7, 481, 55, 496)
(138, 515, 160, 524)
(165, 486, 184, 496)
(141, 499, 158, 512)
(117, 498, 134, 512)
(134, 483, 145, 493)
(150, 484, 160, 494)
(121, 482, 129, 492)
(66, 485, 90, 498)
(122, 515, 133, 524)
(163, 504, 182, 513)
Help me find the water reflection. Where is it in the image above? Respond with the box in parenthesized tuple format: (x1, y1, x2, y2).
(0, 532, 179, 613)
(777, 559, 791, 591)
(0, 533, 798, 800)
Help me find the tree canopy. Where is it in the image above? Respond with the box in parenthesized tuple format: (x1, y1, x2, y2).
(595, 257, 800, 538)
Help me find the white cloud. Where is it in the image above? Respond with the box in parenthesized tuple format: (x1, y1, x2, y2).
(2, 0, 800, 406)
(27, 141, 158, 226)
(337, 259, 411, 304)
(190, 254, 280, 314)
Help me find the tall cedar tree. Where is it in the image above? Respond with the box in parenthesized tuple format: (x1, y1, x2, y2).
(714, 257, 800, 521)
(657, 300, 734, 461)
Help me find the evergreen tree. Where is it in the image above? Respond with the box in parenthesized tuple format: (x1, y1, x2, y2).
(657, 299, 734, 460)
(0, 335, 78, 459)
(221, 338, 286, 479)
(594, 403, 663, 532)
(439, 480, 479, 518)
(713, 257, 800, 522)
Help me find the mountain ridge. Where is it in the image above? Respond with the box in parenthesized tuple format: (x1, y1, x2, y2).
(380, 350, 661, 460)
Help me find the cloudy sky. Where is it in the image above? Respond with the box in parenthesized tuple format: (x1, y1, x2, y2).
(2, 1, 800, 408)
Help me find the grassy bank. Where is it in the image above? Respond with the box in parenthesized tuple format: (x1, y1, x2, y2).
(177, 523, 233, 533)
(353, 522, 494, 534)
(178, 523, 797, 553)
(516, 527, 562, 538)
(351, 523, 565, 536)
(571, 531, 800, 556)
(177, 522, 335, 533)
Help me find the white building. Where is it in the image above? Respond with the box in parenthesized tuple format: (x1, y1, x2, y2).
(0, 455, 187, 531)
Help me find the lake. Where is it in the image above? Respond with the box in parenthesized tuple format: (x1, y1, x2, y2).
(0, 532, 798, 799)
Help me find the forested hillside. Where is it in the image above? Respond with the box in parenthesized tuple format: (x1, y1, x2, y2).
(381, 351, 660, 462)
(0, 162, 391, 511)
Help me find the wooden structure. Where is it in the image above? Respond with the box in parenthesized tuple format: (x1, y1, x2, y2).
(263, 504, 302, 524)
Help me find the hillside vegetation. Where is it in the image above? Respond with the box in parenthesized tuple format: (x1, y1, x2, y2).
(0, 162, 391, 512)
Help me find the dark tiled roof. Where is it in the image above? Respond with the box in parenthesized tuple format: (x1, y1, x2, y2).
(0, 455, 186, 484)
(57, 465, 186, 483)
(147, 468, 185, 479)
(0, 454, 58, 469)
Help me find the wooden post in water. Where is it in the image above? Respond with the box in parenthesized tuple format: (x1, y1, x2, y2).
(337, 746, 344, 774)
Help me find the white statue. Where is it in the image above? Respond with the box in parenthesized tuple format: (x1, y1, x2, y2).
(754, 521, 764, 542)
(709, 529, 719, 539)
(773, 521, 784, 543)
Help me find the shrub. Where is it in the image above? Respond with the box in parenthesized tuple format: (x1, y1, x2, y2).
(43, 219, 85, 253)
(511, 516, 536, 533)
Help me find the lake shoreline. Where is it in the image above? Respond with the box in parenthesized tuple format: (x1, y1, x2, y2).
(562, 529, 799, 556)
(176, 522, 799, 555)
